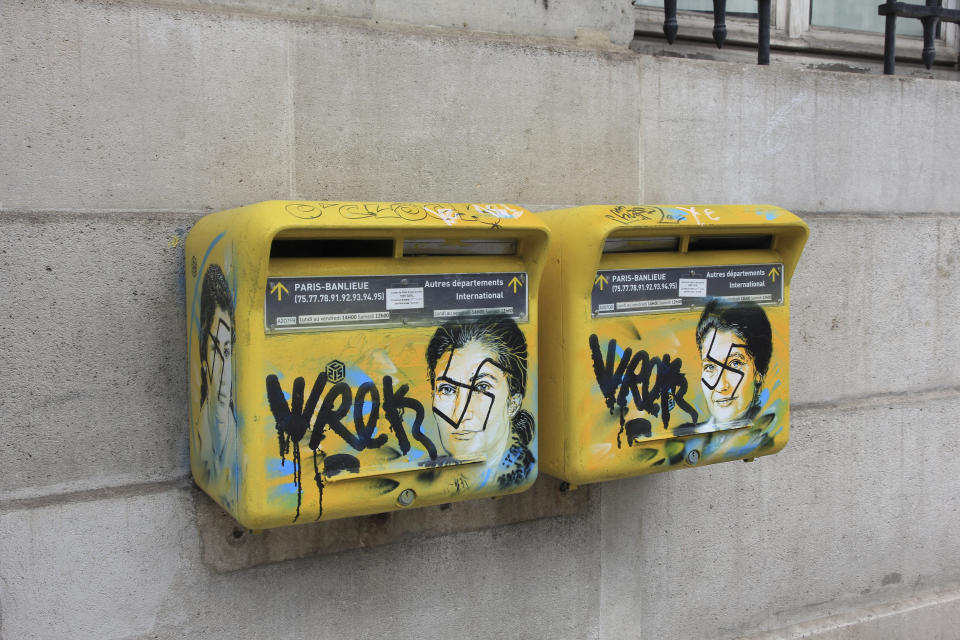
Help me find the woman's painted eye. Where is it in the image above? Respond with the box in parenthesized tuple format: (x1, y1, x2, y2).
(475, 381, 492, 393)
(728, 358, 745, 370)
(702, 363, 716, 374)
(437, 383, 456, 396)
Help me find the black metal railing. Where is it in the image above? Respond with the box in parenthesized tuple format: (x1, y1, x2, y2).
(878, 1, 960, 74)
(660, 0, 773, 65)
(652, 1, 959, 75)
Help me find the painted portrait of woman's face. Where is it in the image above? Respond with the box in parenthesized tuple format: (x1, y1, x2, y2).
(430, 340, 521, 460)
(699, 327, 759, 424)
(206, 306, 234, 426)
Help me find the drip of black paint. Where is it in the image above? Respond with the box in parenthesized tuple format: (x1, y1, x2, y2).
(312, 449, 325, 521)
(266, 372, 326, 521)
(293, 440, 302, 519)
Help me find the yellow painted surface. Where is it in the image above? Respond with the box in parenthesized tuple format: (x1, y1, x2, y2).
(537, 205, 808, 485)
(186, 201, 549, 529)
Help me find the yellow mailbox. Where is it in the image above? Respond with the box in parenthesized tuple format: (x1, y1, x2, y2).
(537, 205, 807, 485)
(186, 200, 549, 529)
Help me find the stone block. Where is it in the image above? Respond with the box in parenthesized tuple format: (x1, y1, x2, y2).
(0, 212, 198, 499)
(0, 482, 600, 639)
(638, 57, 960, 214)
(791, 213, 960, 404)
(291, 22, 640, 204)
(0, 487, 196, 639)
(599, 391, 960, 640)
(140, 0, 635, 45)
(743, 582, 960, 639)
(0, 1, 290, 212)
(372, 0, 634, 45)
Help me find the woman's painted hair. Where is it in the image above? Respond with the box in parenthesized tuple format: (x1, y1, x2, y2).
(425, 314, 528, 397)
(426, 315, 535, 469)
(198, 263, 234, 406)
(695, 299, 773, 378)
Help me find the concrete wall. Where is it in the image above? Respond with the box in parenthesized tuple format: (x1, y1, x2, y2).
(2, 1, 959, 638)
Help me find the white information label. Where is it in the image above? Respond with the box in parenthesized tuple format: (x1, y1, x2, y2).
(678, 278, 708, 298)
(385, 287, 425, 310)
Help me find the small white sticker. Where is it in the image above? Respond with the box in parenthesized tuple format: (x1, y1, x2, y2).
(434, 306, 513, 318)
(386, 287, 424, 310)
(678, 278, 707, 297)
(276, 316, 297, 326)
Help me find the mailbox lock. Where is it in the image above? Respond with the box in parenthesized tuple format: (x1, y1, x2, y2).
(397, 488, 417, 507)
(685, 449, 701, 466)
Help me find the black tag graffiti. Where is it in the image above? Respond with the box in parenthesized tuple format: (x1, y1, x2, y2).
(589, 334, 698, 448)
(266, 372, 435, 522)
(382, 376, 436, 460)
(265, 372, 325, 521)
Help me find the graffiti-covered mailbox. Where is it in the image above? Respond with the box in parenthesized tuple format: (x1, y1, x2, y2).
(186, 201, 550, 529)
(537, 205, 808, 485)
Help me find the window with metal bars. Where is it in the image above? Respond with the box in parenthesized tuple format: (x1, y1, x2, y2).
(632, 0, 960, 76)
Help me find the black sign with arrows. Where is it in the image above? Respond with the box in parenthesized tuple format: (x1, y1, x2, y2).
(265, 272, 528, 332)
(591, 263, 783, 317)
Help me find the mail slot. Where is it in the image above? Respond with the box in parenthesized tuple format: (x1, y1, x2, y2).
(537, 205, 808, 485)
(186, 200, 550, 528)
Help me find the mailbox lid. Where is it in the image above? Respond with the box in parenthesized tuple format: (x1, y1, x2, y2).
(538, 204, 807, 484)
